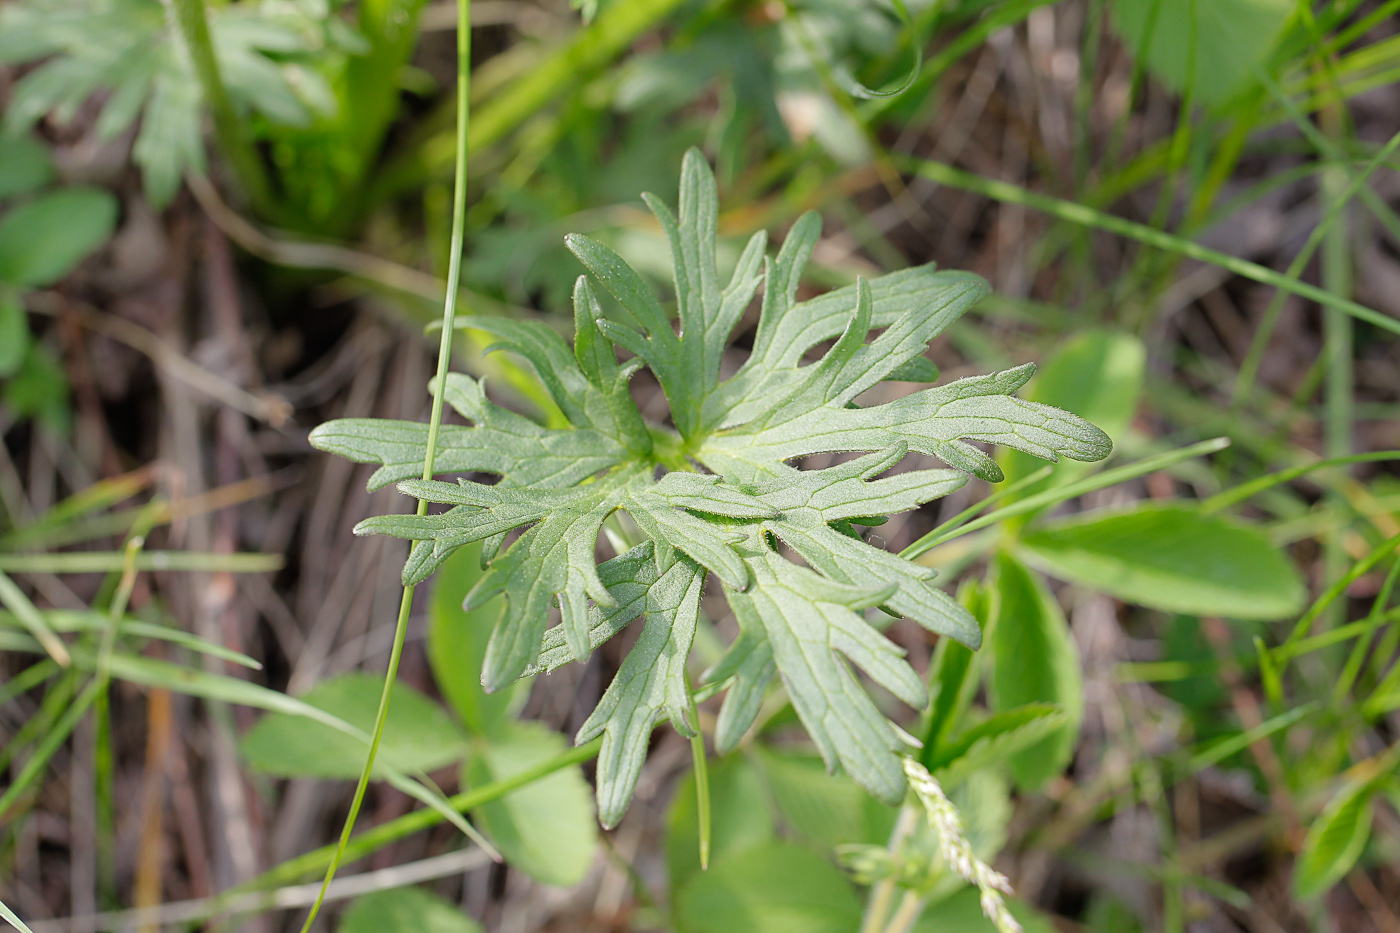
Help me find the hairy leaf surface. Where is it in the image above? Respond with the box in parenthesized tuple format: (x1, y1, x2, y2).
(311, 148, 1110, 820)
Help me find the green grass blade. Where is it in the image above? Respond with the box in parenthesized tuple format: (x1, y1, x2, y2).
(1187, 704, 1318, 774)
(1334, 557, 1400, 705)
(894, 155, 1400, 336)
(245, 739, 602, 893)
(0, 569, 70, 666)
(688, 683, 711, 871)
(0, 677, 102, 819)
(296, 2, 482, 930)
(903, 438, 1231, 558)
(0, 551, 282, 573)
(1231, 129, 1400, 406)
(900, 466, 1051, 560)
(1280, 531, 1400, 660)
(0, 658, 59, 708)
(1202, 451, 1400, 513)
(0, 897, 38, 933)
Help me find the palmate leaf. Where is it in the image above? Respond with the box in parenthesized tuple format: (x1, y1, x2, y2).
(310, 148, 1110, 824)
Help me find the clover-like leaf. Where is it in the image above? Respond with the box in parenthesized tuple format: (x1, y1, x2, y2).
(311, 148, 1110, 822)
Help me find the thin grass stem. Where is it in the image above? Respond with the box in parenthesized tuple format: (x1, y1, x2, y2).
(903, 439, 1230, 559)
(893, 155, 1400, 336)
(1279, 531, 1400, 659)
(899, 466, 1051, 559)
(1201, 451, 1400, 513)
(0, 552, 281, 574)
(0, 898, 39, 933)
(0, 569, 70, 666)
(294, 4, 477, 928)
(1334, 557, 1400, 706)
(1231, 128, 1400, 407)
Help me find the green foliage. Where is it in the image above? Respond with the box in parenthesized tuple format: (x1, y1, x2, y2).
(0, 133, 53, 200)
(0, 0, 357, 206)
(0, 188, 117, 287)
(265, 0, 430, 232)
(237, 544, 599, 888)
(0, 341, 69, 433)
(0, 608, 258, 669)
(312, 148, 1111, 824)
(911, 888, 1060, 933)
(998, 330, 1144, 502)
(0, 136, 115, 430)
(462, 721, 597, 888)
(917, 582, 986, 768)
(338, 886, 483, 933)
(926, 704, 1069, 787)
(1293, 777, 1378, 900)
(1083, 895, 1145, 933)
(4, 1, 1392, 929)
(239, 673, 468, 779)
(987, 552, 1082, 792)
(1108, 0, 1296, 106)
(0, 294, 28, 378)
(675, 841, 863, 933)
(1019, 504, 1305, 620)
(428, 543, 527, 738)
(756, 749, 897, 851)
(666, 756, 775, 889)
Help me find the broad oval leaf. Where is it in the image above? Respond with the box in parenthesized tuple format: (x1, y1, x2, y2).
(0, 133, 53, 200)
(988, 551, 1082, 792)
(666, 755, 775, 891)
(464, 721, 597, 888)
(1019, 504, 1305, 620)
(1000, 330, 1144, 496)
(756, 748, 897, 851)
(1109, 0, 1296, 107)
(1294, 779, 1376, 901)
(675, 841, 862, 933)
(0, 293, 27, 378)
(0, 187, 117, 287)
(100, 652, 478, 839)
(338, 886, 483, 933)
(239, 672, 468, 779)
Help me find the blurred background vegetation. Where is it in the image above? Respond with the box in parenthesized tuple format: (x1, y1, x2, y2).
(1, 0, 1399, 931)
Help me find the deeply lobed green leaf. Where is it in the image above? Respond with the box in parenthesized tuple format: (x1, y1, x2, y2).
(311, 148, 1110, 821)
